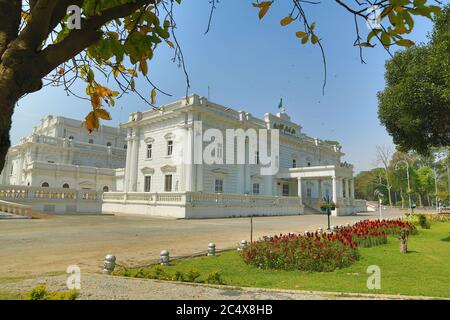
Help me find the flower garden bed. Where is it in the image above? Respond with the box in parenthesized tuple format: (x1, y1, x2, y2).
(241, 219, 416, 272)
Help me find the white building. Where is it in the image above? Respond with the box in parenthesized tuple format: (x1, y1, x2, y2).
(103, 94, 365, 218)
(0, 115, 127, 192)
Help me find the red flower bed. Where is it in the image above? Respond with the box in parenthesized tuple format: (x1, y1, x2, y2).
(241, 219, 416, 272)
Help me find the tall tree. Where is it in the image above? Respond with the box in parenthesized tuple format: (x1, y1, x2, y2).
(0, 0, 443, 173)
(374, 145, 394, 206)
(378, 4, 450, 155)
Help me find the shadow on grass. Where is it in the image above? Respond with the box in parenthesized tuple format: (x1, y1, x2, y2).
(441, 235, 450, 242)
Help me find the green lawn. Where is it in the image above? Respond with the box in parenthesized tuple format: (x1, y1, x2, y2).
(134, 221, 450, 298)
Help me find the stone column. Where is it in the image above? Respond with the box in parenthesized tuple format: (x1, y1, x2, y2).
(350, 179, 355, 199)
(339, 178, 344, 198)
(129, 130, 140, 192)
(185, 126, 194, 192)
(263, 174, 273, 195)
(297, 177, 303, 198)
(345, 178, 350, 198)
(317, 179, 322, 199)
(332, 176, 338, 204)
(124, 137, 133, 192)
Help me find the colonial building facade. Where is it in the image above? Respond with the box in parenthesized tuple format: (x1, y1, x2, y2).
(0, 115, 127, 192)
(102, 94, 365, 218)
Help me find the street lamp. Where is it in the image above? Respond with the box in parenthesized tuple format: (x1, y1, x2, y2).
(320, 195, 336, 232)
(434, 168, 440, 213)
(395, 160, 413, 215)
(374, 189, 384, 220)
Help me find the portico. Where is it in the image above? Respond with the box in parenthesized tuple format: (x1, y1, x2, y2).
(277, 164, 356, 216)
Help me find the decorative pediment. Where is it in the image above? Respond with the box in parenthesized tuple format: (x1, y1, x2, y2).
(141, 167, 155, 174)
(160, 165, 177, 173)
(79, 181, 94, 188)
(144, 136, 155, 144)
(211, 168, 229, 175)
(164, 132, 175, 140)
(251, 174, 263, 181)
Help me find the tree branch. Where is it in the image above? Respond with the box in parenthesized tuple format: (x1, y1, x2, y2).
(40, 0, 154, 77)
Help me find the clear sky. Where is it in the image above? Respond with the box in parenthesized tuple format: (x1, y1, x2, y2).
(12, 1, 443, 173)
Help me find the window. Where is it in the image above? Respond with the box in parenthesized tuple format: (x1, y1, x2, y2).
(42, 182, 49, 188)
(307, 162, 311, 167)
(252, 183, 260, 195)
(144, 176, 151, 192)
(69, 136, 74, 140)
(255, 151, 260, 165)
(215, 179, 224, 193)
(164, 175, 173, 192)
(307, 187, 312, 198)
(124, 144, 127, 149)
(106, 142, 112, 147)
(147, 144, 152, 159)
(63, 129, 66, 138)
(88, 138, 94, 144)
(282, 184, 289, 196)
(10, 164, 13, 175)
(103, 186, 109, 192)
(167, 140, 173, 156)
(62, 183, 69, 189)
(292, 159, 297, 168)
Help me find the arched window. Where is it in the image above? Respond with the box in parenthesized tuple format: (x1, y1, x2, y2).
(62, 183, 69, 189)
(88, 139, 94, 144)
(103, 186, 109, 192)
(42, 182, 49, 188)
(106, 142, 112, 147)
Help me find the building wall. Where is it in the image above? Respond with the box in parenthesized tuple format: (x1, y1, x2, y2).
(0, 115, 126, 191)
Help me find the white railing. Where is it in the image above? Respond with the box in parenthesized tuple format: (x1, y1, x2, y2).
(0, 185, 100, 201)
(103, 191, 302, 208)
(0, 200, 32, 217)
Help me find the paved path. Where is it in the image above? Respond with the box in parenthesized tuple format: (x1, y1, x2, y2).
(0, 210, 403, 277)
(1, 273, 434, 300)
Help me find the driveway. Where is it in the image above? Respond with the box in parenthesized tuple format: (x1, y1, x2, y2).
(0, 210, 403, 277)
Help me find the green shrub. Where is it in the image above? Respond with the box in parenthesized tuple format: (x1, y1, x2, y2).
(205, 271, 225, 285)
(418, 214, 431, 229)
(25, 284, 78, 300)
(184, 269, 201, 282)
(26, 284, 47, 300)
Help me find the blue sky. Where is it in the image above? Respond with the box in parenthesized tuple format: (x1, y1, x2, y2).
(12, 1, 443, 172)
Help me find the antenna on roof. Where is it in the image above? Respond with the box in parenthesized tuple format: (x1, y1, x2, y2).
(208, 86, 211, 100)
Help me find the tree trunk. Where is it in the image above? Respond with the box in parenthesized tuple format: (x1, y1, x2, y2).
(0, 47, 45, 174)
(387, 186, 393, 207)
(0, 104, 14, 173)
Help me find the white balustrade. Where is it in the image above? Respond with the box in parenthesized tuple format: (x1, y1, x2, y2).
(0, 200, 32, 217)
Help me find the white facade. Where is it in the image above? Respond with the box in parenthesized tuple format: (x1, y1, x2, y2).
(103, 94, 364, 218)
(0, 115, 127, 192)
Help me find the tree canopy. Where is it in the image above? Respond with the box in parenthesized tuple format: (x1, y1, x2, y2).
(0, 0, 444, 172)
(378, 4, 449, 155)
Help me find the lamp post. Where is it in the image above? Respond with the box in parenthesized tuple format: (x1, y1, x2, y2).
(374, 189, 384, 220)
(320, 195, 335, 232)
(434, 168, 440, 213)
(395, 160, 412, 214)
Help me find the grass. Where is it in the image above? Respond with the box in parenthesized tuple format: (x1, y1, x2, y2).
(121, 221, 450, 298)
